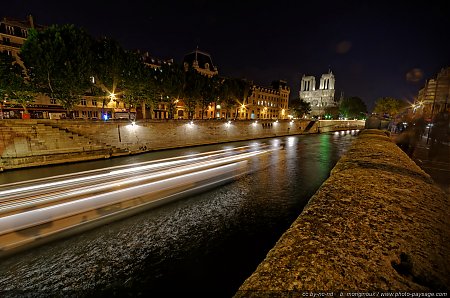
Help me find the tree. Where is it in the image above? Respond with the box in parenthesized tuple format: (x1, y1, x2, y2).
(217, 77, 238, 119)
(198, 75, 221, 119)
(160, 63, 186, 119)
(0, 52, 35, 116)
(339, 96, 367, 119)
(153, 63, 188, 119)
(10, 90, 35, 115)
(324, 106, 340, 119)
(121, 51, 155, 119)
(183, 67, 203, 119)
(289, 98, 311, 118)
(0, 52, 15, 98)
(218, 77, 252, 119)
(92, 37, 127, 111)
(20, 24, 94, 117)
(373, 97, 408, 118)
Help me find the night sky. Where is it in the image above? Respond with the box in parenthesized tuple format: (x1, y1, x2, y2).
(4, 0, 450, 111)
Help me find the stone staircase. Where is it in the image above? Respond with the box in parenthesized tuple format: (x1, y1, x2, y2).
(303, 120, 316, 132)
(45, 122, 126, 154)
(0, 121, 109, 157)
(0, 120, 122, 170)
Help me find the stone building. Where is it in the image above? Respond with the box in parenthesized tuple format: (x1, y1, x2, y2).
(0, 15, 45, 66)
(0, 15, 133, 120)
(242, 80, 290, 120)
(299, 70, 336, 117)
(183, 48, 218, 77)
(138, 50, 173, 69)
(416, 66, 450, 120)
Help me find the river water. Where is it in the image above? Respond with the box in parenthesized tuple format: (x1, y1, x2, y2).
(0, 131, 358, 297)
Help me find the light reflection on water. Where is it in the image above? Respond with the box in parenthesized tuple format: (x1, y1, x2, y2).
(0, 132, 357, 297)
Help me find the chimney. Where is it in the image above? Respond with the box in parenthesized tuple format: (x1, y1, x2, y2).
(28, 14, 34, 29)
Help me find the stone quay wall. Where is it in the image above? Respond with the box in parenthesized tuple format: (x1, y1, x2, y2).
(0, 119, 364, 171)
(235, 129, 449, 295)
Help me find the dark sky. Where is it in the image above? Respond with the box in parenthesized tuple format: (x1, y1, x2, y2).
(4, 0, 450, 111)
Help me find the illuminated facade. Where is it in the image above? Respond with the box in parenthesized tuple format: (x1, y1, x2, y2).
(416, 67, 450, 120)
(0, 15, 149, 120)
(242, 80, 290, 120)
(299, 70, 336, 116)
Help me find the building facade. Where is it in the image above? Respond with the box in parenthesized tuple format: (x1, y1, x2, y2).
(299, 70, 336, 116)
(242, 80, 290, 120)
(0, 15, 46, 66)
(0, 15, 162, 120)
(416, 67, 450, 120)
(1, 16, 291, 122)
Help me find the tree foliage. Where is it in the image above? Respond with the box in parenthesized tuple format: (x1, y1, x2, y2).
(339, 96, 367, 119)
(289, 98, 311, 118)
(373, 97, 408, 118)
(324, 106, 340, 119)
(0, 52, 35, 113)
(17, 23, 256, 120)
(217, 77, 252, 119)
(20, 24, 94, 114)
(92, 37, 126, 97)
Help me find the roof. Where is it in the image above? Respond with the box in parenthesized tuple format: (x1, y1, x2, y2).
(183, 49, 216, 71)
(134, 50, 173, 67)
(1, 15, 46, 30)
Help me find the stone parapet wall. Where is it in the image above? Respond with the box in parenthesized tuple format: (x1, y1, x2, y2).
(40, 119, 315, 152)
(318, 119, 365, 133)
(0, 119, 364, 170)
(235, 129, 449, 294)
(0, 119, 318, 170)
